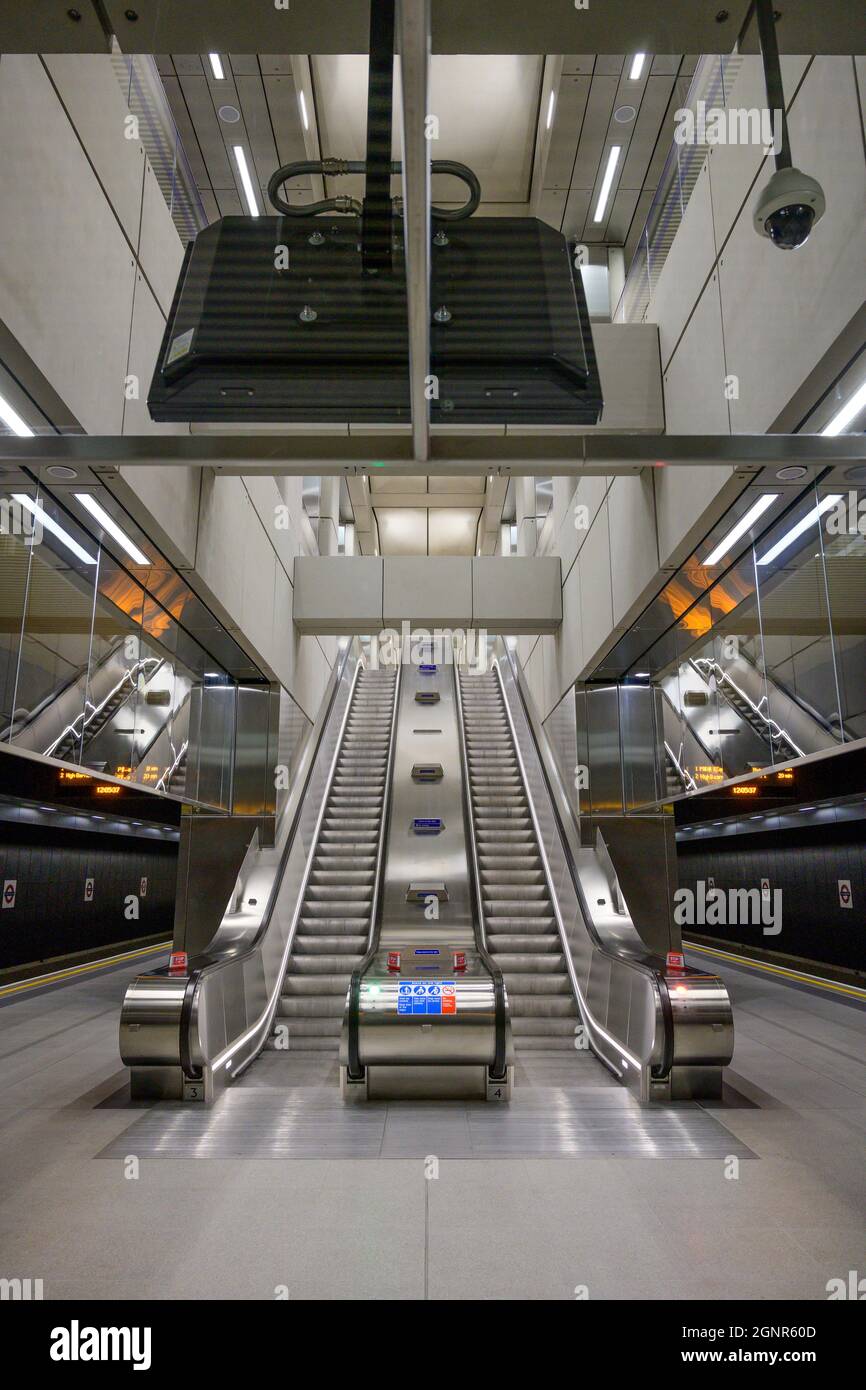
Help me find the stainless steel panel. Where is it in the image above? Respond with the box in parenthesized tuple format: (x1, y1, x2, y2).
(380, 643, 474, 949)
(618, 683, 658, 810)
(587, 684, 623, 816)
(352, 951, 499, 1066)
(232, 684, 272, 816)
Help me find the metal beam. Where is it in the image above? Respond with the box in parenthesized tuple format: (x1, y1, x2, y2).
(11, 3, 864, 58)
(3, 434, 865, 477)
(397, 0, 432, 463)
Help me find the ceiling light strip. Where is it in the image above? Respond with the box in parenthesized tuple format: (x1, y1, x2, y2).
(703, 493, 779, 567)
(757, 495, 843, 566)
(232, 145, 259, 217)
(75, 494, 149, 566)
(593, 145, 622, 224)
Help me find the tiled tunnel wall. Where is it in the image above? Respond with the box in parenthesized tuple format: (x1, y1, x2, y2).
(677, 821, 866, 975)
(0, 823, 177, 971)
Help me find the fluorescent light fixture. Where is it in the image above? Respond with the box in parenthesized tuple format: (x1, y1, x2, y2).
(546, 90, 555, 129)
(0, 391, 34, 437)
(232, 145, 259, 216)
(75, 494, 149, 566)
(703, 493, 778, 567)
(757, 494, 843, 566)
(12, 494, 97, 565)
(629, 53, 646, 80)
(593, 145, 621, 223)
(299, 90, 309, 131)
(821, 379, 866, 436)
(208, 53, 224, 80)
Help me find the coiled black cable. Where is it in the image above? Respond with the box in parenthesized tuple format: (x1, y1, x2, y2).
(267, 157, 480, 221)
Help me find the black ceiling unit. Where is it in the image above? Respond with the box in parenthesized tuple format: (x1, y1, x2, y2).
(148, 214, 603, 427)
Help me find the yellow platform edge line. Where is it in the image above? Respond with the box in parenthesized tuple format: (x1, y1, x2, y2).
(0, 941, 172, 999)
(683, 940, 866, 1001)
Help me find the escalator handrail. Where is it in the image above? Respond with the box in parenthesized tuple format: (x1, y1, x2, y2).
(347, 659, 403, 1081)
(496, 642, 675, 1077)
(453, 661, 508, 1080)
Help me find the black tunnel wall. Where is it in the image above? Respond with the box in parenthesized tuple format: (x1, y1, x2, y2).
(0, 822, 177, 972)
(677, 820, 866, 976)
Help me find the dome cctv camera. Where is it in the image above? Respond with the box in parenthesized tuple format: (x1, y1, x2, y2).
(753, 166, 826, 249)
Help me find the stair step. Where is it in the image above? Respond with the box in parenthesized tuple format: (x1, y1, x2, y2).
(292, 937, 367, 955)
(290, 953, 364, 972)
(273, 1015, 343, 1037)
(282, 973, 352, 995)
(498, 973, 572, 994)
(277, 995, 346, 1018)
(488, 933, 560, 953)
(512, 1015, 577, 1036)
(297, 917, 369, 935)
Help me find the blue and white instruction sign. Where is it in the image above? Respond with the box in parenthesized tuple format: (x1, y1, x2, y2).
(397, 980, 457, 1015)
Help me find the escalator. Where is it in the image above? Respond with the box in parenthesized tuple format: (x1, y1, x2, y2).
(45, 656, 162, 762)
(120, 640, 734, 1106)
(458, 668, 578, 1053)
(276, 668, 397, 1053)
(692, 656, 803, 761)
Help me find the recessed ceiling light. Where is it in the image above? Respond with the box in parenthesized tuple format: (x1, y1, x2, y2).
(75, 494, 150, 566)
(821, 379, 866, 436)
(208, 53, 224, 80)
(0, 391, 34, 437)
(46, 465, 78, 480)
(776, 465, 808, 481)
(703, 493, 778, 567)
(299, 91, 309, 131)
(593, 145, 621, 223)
(546, 91, 555, 129)
(218, 104, 240, 124)
(12, 494, 97, 565)
(614, 104, 637, 124)
(629, 54, 646, 81)
(757, 494, 843, 566)
(844, 464, 866, 483)
(232, 145, 259, 217)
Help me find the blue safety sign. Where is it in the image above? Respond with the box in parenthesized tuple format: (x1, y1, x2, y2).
(419, 663, 437, 674)
(397, 980, 456, 1015)
(412, 817, 443, 834)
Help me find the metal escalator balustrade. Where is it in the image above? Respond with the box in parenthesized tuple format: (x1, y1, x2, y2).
(458, 668, 579, 1053)
(275, 668, 398, 1053)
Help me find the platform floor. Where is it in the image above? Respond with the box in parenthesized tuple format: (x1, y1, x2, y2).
(0, 948, 864, 1300)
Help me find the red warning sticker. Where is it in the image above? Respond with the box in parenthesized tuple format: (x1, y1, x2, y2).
(442, 984, 456, 1015)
